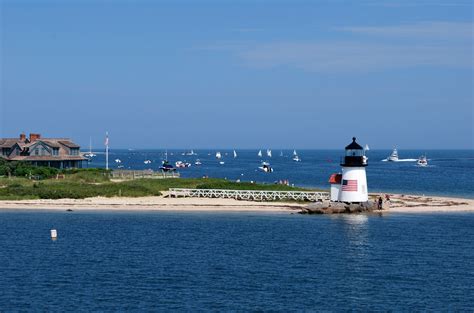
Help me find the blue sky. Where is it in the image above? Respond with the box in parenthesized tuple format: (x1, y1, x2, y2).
(1, 0, 473, 149)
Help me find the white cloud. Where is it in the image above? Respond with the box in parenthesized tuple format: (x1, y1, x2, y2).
(338, 22, 473, 41)
(200, 22, 473, 72)
(237, 41, 472, 72)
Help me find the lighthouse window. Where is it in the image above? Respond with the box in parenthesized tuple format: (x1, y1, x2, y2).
(346, 149, 364, 157)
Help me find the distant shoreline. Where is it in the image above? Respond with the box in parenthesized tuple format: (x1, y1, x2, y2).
(0, 194, 472, 214)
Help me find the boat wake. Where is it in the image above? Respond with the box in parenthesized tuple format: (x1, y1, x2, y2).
(381, 158, 418, 162)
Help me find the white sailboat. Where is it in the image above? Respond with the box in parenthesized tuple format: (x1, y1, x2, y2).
(364, 144, 370, 151)
(292, 150, 301, 162)
(233, 150, 237, 158)
(257, 150, 263, 157)
(280, 150, 283, 157)
(267, 149, 272, 157)
(216, 152, 222, 159)
(84, 137, 96, 158)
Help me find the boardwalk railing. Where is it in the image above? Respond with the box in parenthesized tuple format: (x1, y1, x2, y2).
(168, 188, 329, 202)
(112, 170, 180, 180)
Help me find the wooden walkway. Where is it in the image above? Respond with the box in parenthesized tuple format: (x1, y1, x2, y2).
(168, 188, 329, 202)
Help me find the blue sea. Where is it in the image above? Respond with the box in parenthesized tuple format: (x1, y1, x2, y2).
(87, 149, 474, 198)
(0, 211, 473, 311)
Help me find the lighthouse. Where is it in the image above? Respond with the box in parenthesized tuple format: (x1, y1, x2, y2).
(338, 137, 368, 203)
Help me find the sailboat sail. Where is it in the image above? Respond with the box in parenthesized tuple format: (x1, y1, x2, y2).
(364, 144, 370, 151)
(216, 152, 222, 159)
(233, 150, 237, 158)
(267, 149, 272, 157)
(85, 137, 96, 158)
(293, 150, 297, 156)
(258, 150, 262, 157)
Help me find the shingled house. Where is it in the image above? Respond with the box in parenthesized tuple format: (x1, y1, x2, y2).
(0, 133, 87, 168)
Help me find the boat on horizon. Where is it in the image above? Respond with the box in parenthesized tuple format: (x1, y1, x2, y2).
(233, 150, 237, 158)
(259, 161, 274, 173)
(267, 149, 272, 158)
(417, 155, 428, 167)
(216, 152, 222, 159)
(84, 137, 96, 159)
(195, 159, 202, 165)
(185, 149, 197, 156)
(387, 148, 399, 162)
(258, 150, 262, 158)
(292, 150, 301, 162)
(175, 161, 191, 168)
(159, 160, 175, 172)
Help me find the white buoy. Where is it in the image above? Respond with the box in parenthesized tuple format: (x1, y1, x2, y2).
(50, 229, 57, 239)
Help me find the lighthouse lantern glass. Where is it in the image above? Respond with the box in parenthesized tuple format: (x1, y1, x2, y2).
(346, 149, 364, 157)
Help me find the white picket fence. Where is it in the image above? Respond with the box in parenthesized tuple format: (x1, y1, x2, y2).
(168, 188, 329, 202)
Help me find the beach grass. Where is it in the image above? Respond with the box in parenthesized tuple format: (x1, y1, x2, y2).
(0, 168, 307, 200)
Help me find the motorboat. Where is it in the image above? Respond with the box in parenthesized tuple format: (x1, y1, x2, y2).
(259, 162, 274, 173)
(387, 148, 399, 162)
(159, 160, 175, 172)
(219, 161, 225, 165)
(144, 160, 152, 164)
(175, 161, 191, 168)
(417, 155, 428, 167)
(195, 159, 202, 165)
(185, 150, 197, 156)
(115, 159, 121, 163)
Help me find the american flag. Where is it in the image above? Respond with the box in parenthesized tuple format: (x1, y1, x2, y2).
(342, 179, 358, 191)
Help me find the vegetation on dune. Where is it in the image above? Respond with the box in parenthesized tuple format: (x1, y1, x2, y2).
(0, 163, 310, 200)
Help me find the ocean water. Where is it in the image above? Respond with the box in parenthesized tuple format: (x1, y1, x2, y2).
(87, 149, 474, 198)
(0, 211, 473, 311)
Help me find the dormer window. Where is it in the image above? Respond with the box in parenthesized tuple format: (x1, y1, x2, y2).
(70, 148, 79, 155)
(53, 148, 59, 156)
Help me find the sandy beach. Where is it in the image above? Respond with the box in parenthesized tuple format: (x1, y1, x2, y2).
(0, 193, 473, 214)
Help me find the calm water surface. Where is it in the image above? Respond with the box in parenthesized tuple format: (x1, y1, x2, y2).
(0, 210, 473, 311)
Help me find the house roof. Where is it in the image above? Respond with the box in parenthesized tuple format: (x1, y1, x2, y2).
(9, 155, 87, 161)
(0, 139, 22, 148)
(58, 140, 80, 148)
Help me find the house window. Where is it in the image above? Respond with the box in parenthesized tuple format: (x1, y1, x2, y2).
(35, 149, 39, 155)
(53, 148, 59, 156)
(70, 148, 79, 155)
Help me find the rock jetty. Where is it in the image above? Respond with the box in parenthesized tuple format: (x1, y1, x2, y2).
(299, 200, 380, 214)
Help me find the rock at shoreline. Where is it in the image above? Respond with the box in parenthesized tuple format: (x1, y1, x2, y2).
(300, 200, 379, 214)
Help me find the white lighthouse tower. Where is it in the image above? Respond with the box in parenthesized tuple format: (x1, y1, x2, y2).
(338, 137, 368, 203)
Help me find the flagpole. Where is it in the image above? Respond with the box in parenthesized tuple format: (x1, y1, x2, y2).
(105, 131, 109, 170)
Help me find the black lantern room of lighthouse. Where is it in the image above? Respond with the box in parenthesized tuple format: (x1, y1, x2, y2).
(341, 137, 367, 167)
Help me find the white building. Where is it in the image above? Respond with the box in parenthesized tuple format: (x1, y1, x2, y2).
(330, 137, 368, 203)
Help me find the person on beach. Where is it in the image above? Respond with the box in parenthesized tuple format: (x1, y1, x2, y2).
(378, 197, 383, 210)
